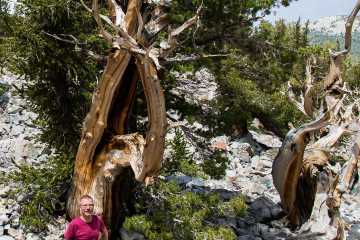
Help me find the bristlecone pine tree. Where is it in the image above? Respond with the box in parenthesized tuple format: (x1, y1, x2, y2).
(66, 0, 204, 235)
(272, 1, 360, 239)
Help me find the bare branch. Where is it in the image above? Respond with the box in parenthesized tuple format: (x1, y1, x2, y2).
(81, 0, 135, 44)
(313, 124, 350, 149)
(323, 49, 346, 90)
(192, 7, 204, 57)
(283, 81, 307, 116)
(92, 0, 114, 44)
(302, 61, 318, 120)
(164, 121, 187, 134)
(42, 32, 108, 61)
(144, 7, 170, 42)
(344, 0, 360, 51)
(108, 0, 126, 30)
(134, 0, 147, 48)
(144, 47, 159, 82)
(75, 46, 108, 62)
(160, 2, 203, 57)
(79, 0, 91, 12)
(343, 99, 360, 122)
(169, 2, 202, 38)
(160, 53, 228, 65)
(341, 133, 360, 190)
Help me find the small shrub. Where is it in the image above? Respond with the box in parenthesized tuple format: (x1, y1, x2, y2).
(0, 147, 75, 231)
(124, 180, 246, 240)
(0, 86, 9, 96)
(164, 128, 229, 180)
(218, 195, 248, 218)
(202, 151, 229, 180)
(164, 128, 206, 179)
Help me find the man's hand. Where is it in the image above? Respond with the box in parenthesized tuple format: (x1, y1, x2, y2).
(101, 228, 108, 240)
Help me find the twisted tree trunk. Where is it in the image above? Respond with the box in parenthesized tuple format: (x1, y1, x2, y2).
(273, 1, 360, 238)
(66, 0, 201, 236)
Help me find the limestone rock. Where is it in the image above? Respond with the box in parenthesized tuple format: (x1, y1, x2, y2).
(119, 227, 145, 240)
(249, 130, 282, 148)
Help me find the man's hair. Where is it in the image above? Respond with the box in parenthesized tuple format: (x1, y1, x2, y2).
(79, 195, 93, 205)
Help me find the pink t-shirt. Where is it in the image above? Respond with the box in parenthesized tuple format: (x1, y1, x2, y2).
(64, 215, 105, 240)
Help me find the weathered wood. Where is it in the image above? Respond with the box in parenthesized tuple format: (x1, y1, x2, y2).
(297, 157, 343, 239)
(272, 2, 360, 239)
(66, 51, 133, 221)
(272, 105, 335, 216)
(302, 63, 318, 120)
(341, 133, 360, 190)
(67, 0, 142, 230)
(66, 0, 202, 236)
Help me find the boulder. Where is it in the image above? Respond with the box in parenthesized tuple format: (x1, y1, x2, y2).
(349, 224, 360, 240)
(247, 196, 276, 223)
(119, 227, 145, 240)
(249, 130, 282, 149)
(167, 175, 192, 185)
(0, 236, 15, 240)
(186, 178, 205, 188)
(7, 228, 22, 240)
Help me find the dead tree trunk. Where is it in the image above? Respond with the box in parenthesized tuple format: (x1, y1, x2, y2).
(66, 0, 202, 236)
(273, 1, 360, 239)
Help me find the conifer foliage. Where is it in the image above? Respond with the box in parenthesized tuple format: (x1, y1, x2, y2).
(3, 0, 107, 150)
(1, 0, 107, 230)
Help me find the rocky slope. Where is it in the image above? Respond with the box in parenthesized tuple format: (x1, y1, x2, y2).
(307, 15, 360, 58)
(1, 70, 360, 240)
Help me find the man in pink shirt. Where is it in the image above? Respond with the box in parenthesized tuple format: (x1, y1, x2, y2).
(65, 195, 108, 240)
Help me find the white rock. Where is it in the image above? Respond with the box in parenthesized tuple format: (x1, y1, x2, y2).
(0, 236, 15, 240)
(7, 228, 22, 240)
(0, 215, 9, 226)
(17, 115, 29, 123)
(26, 233, 40, 240)
(0, 187, 10, 198)
(119, 226, 145, 240)
(249, 130, 282, 148)
(349, 224, 360, 239)
(187, 178, 205, 188)
(251, 156, 260, 170)
(260, 159, 272, 168)
(167, 175, 192, 185)
(6, 106, 22, 114)
(0, 124, 10, 133)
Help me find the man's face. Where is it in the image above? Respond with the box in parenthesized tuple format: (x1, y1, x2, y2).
(80, 198, 94, 217)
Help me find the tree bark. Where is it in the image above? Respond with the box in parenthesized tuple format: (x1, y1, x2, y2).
(66, 0, 150, 235)
(66, 0, 200, 236)
(272, 2, 360, 238)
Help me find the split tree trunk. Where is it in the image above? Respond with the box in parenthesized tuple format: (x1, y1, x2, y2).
(66, 0, 167, 235)
(66, 0, 201, 236)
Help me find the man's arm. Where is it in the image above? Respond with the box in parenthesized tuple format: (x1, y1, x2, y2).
(101, 227, 108, 240)
(64, 221, 74, 240)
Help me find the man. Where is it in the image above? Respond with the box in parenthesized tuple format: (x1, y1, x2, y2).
(64, 195, 108, 240)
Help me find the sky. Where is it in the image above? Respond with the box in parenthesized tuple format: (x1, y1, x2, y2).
(5, 0, 357, 23)
(265, 0, 358, 23)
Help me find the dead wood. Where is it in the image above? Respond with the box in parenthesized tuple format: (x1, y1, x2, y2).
(272, 2, 360, 239)
(66, 0, 203, 236)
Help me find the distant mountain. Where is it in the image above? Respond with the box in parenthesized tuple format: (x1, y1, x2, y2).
(307, 15, 360, 58)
